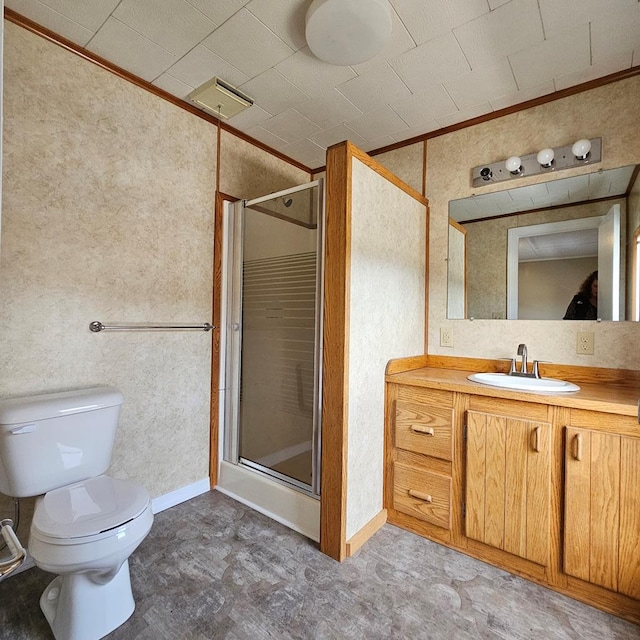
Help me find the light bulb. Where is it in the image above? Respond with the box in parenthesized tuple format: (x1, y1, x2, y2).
(572, 138, 592, 160)
(536, 148, 555, 168)
(505, 156, 522, 175)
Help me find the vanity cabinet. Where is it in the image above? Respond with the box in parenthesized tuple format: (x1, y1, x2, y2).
(384, 363, 640, 625)
(465, 407, 551, 566)
(564, 416, 640, 598)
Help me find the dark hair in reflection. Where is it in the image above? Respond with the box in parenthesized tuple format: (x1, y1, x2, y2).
(577, 270, 598, 297)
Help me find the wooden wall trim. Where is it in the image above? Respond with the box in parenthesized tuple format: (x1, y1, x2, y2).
(347, 142, 428, 205)
(320, 142, 352, 561)
(4, 7, 313, 175)
(345, 509, 387, 557)
(422, 141, 428, 197)
(209, 192, 239, 488)
(385, 355, 431, 376)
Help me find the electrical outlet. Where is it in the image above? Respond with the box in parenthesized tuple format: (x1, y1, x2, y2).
(577, 331, 594, 355)
(440, 327, 453, 347)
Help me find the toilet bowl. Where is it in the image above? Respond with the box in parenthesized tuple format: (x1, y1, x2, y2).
(29, 476, 153, 640)
(0, 387, 154, 640)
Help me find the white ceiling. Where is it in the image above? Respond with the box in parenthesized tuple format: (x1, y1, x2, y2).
(6, 0, 640, 169)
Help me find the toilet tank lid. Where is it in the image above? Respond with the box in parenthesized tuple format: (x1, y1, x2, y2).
(0, 387, 124, 426)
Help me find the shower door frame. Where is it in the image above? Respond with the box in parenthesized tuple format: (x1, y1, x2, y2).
(224, 179, 324, 498)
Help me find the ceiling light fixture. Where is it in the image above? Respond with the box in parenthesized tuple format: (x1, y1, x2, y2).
(472, 138, 602, 187)
(305, 0, 392, 66)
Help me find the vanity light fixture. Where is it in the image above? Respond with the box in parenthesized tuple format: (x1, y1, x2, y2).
(472, 137, 602, 187)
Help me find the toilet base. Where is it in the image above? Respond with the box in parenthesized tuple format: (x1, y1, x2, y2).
(40, 560, 135, 640)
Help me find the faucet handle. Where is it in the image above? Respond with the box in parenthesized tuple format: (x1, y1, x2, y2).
(499, 357, 517, 375)
(531, 360, 550, 379)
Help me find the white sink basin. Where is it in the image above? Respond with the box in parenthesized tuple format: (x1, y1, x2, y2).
(468, 372, 580, 393)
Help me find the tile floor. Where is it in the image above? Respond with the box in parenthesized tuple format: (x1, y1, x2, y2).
(1, 490, 638, 639)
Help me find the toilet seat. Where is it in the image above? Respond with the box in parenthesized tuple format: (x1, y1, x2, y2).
(32, 476, 150, 544)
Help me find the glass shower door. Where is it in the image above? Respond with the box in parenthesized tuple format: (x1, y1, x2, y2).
(225, 180, 323, 496)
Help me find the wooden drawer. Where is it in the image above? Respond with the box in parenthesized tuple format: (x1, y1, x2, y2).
(393, 462, 452, 530)
(395, 397, 453, 461)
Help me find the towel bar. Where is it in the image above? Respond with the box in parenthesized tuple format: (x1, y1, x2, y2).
(90, 321, 214, 332)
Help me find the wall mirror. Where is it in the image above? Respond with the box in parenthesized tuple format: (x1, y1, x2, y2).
(447, 165, 640, 321)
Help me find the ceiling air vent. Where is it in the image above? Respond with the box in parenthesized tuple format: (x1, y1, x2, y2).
(188, 77, 253, 119)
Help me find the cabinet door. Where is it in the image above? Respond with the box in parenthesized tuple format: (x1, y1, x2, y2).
(564, 428, 640, 597)
(466, 410, 551, 566)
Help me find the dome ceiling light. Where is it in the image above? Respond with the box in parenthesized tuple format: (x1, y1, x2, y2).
(305, 0, 393, 66)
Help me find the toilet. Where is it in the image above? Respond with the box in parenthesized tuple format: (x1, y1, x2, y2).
(0, 387, 153, 640)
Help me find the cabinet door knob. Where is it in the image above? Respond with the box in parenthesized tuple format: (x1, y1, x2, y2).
(408, 489, 433, 503)
(410, 425, 434, 436)
(573, 433, 583, 461)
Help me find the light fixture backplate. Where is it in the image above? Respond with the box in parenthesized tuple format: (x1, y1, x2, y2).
(472, 138, 602, 187)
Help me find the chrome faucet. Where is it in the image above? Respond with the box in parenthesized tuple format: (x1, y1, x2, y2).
(505, 343, 543, 378)
(517, 343, 528, 374)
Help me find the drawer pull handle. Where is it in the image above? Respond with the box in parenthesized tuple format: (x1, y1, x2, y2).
(573, 433, 583, 461)
(532, 426, 541, 452)
(410, 425, 434, 436)
(408, 489, 432, 503)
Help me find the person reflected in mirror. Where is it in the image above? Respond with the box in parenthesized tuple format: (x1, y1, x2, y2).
(563, 271, 598, 320)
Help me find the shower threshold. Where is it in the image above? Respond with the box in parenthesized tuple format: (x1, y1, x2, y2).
(240, 457, 315, 496)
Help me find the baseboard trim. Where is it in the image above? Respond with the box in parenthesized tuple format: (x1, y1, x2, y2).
(346, 509, 387, 557)
(151, 477, 211, 514)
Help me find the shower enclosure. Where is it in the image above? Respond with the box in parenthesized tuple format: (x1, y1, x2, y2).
(223, 180, 324, 506)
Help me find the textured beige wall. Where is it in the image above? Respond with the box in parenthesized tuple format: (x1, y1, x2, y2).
(346, 157, 426, 540)
(373, 142, 424, 195)
(219, 130, 310, 200)
(430, 76, 640, 368)
(0, 21, 216, 509)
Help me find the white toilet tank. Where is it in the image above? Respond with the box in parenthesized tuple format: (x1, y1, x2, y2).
(0, 387, 124, 498)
